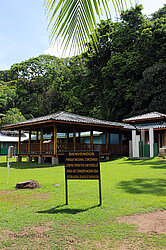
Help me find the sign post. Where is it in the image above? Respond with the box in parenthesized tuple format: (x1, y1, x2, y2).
(65, 151, 102, 205)
(65, 176, 68, 205)
(6, 146, 13, 184)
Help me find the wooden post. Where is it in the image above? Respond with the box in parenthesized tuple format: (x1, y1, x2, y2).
(105, 130, 108, 152)
(164, 131, 166, 146)
(90, 130, 93, 150)
(36, 131, 38, 143)
(108, 132, 111, 153)
(18, 130, 21, 154)
(40, 128, 43, 155)
(67, 132, 69, 142)
(28, 129, 31, 154)
(158, 133, 160, 151)
(65, 178, 68, 205)
(119, 131, 122, 154)
(160, 133, 163, 148)
(54, 125, 57, 156)
(99, 175, 102, 206)
(73, 128, 76, 151)
(78, 132, 81, 142)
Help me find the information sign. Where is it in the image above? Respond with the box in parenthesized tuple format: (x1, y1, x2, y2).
(65, 151, 102, 205)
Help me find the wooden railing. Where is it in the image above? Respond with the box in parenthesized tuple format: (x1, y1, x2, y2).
(58, 142, 73, 152)
(108, 144, 120, 154)
(20, 143, 28, 154)
(108, 144, 129, 155)
(19, 142, 129, 155)
(75, 143, 90, 151)
(93, 144, 106, 153)
(42, 142, 54, 154)
(57, 142, 90, 152)
(31, 143, 40, 153)
(122, 144, 129, 155)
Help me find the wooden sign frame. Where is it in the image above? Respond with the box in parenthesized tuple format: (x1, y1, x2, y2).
(64, 151, 102, 205)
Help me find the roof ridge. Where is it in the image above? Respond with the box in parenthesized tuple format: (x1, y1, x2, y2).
(155, 111, 166, 117)
(50, 111, 64, 118)
(56, 111, 119, 124)
(123, 111, 166, 121)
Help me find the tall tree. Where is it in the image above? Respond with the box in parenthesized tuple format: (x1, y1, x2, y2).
(0, 73, 17, 114)
(131, 63, 166, 115)
(84, 5, 166, 121)
(10, 55, 70, 118)
(2, 108, 25, 126)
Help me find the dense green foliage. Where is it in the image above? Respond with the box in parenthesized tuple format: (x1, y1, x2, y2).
(0, 5, 165, 124)
(1, 108, 25, 125)
(85, 5, 166, 120)
(132, 63, 166, 115)
(0, 157, 166, 248)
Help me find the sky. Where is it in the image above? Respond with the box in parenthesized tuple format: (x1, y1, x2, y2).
(0, 0, 165, 70)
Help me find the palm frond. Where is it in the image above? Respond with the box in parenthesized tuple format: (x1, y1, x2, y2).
(45, 0, 127, 56)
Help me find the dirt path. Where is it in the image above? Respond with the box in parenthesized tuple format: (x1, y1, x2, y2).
(116, 210, 166, 234)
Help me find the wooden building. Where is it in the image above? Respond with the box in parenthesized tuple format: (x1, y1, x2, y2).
(4, 111, 133, 164)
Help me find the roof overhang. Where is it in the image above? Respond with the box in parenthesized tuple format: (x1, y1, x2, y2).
(3, 119, 124, 132)
(3, 111, 136, 132)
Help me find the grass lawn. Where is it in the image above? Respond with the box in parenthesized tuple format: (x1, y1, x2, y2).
(0, 156, 166, 249)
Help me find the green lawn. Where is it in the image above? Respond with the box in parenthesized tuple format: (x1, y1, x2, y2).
(0, 156, 166, 249)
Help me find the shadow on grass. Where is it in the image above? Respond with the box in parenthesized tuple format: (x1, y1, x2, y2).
(150, 161, 166, 169)
(118, 178, 166, 196)
(100, 157, 118, 162)
(36, 204, 100, 214)
(119, 159, 166, 169)
(0, 162, 64, 169)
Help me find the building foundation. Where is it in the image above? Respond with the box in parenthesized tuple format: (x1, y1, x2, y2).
(27, 156, 32, 162)
(38, 156, 43, 164)
(104, 155, 110, 161)
(16, 155, 22, 163)
(52, 157, 59, 165)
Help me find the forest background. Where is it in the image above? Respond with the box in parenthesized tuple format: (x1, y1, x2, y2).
(0, 5, 166, 126)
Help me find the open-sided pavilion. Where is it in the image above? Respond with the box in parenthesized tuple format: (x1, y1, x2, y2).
(4, 111, 133, 164)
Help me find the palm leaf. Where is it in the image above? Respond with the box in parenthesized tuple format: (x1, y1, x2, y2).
(45, 0, 128, 56)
